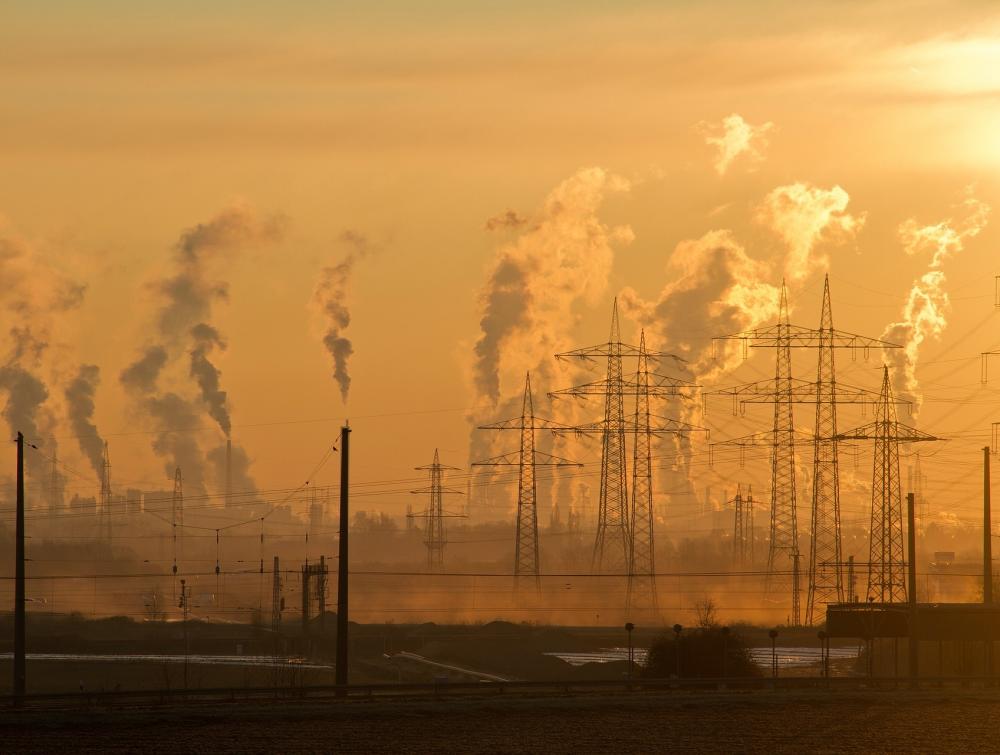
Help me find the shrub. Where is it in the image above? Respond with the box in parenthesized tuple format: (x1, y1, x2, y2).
(643, 626, 760, 679)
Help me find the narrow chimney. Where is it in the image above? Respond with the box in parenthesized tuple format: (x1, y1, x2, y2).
(226, 438, 233, 508)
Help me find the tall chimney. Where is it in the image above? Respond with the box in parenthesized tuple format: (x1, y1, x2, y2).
(225, 438, 233, 508)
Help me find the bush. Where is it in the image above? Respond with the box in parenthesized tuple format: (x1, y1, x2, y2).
(643, 626, 760, 679)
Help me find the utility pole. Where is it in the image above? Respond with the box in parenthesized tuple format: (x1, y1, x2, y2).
(986, 447, 993, 605)
(848, 555, 856, 603)
(907, 491, 919, 681)
(474, 373, 580, 592)
(837, 367, 937, 602)
(179, 578, 189, 689)
(336, 424, 350, 691)
(14, 432, 26, 703)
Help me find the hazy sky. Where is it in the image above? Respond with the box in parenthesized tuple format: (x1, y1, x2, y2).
(1, 0, 999, 533)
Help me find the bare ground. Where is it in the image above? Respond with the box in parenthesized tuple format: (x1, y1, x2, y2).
(3, 689, 999, 753)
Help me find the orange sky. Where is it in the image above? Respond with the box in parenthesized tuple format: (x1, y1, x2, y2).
(1, 0, 999, 538)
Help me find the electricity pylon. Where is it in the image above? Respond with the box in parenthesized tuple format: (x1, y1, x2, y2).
(712, 277, 900, 624)
(409, 449, 463, 570)
(474, 373, 581, 590)
(837, 366, 938, 603)
(732, 484, 754, 568)
(171, 467, 184, 576)
(100, 441, 112, 547)
(555, 344, 703, 619)
(271, 555, 282, 633)
(553, 303, 688, 578)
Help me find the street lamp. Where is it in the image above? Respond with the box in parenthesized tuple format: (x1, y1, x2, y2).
(818, 630, 828, 678)
(624, 622, 635, 682)
(769, 629, 779, 678)
(673, 624, 683, 678)
(721, 626, 730, 678)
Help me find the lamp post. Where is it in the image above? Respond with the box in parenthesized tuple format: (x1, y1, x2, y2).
(818, 630, 828, 678)
(721, 626, 730, 678)
(673, 624, 683, 678)
(625, 622, 635, 683)
(769, 629, 779, 678)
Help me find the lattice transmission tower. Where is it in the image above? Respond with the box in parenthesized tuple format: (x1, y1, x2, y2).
(409, 449, 463, 570)
(100, 441, 113, 547)
(732, 484, 754, 568)
(837, 366, 937, 603)
(554, 321, 700, 617)
(553, 304, 690, 579)
(711, 277, 899, 624)
(474, 373, 580, 590)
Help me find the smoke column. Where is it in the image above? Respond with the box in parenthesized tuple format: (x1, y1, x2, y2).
(882, 190, 990, 412)
(312, 230, 371, 403)
(755, 182, 865, 283)
(189, 323, 230, 437)
(699, 113, 774, 175)
(120, 205, 284, 490)
(65, 363, 106, 480)
(0, 219, 86, 487)
(622, 182, 864, 513)
(469, 167, 633, 521)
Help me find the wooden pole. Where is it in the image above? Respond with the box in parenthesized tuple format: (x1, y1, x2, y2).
(907, 492, 918, 683)
(14, 432, 26, 702)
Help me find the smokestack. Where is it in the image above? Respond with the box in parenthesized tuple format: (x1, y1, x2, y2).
(225, 438, 233, 508)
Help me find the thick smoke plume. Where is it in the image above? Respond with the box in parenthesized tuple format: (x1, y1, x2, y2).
(312, 230, 371, 403)
(621, 230, 780, 386)
(189, 323, 230, 437)
(699, 114, 774, 175)
(0, 218, 85, 487)
(468, 168, 632, 521)
(623, 181, 864, 513)
(64, 364, 106, 480)
(756, 182, 865, 283)
(882, 190, 990, 412)
(0, 365, 49, 449)
(121, 205, 284, 490)
(472, 167, 633, 408)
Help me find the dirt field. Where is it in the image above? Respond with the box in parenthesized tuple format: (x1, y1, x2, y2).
(3, 688, 1000, 753)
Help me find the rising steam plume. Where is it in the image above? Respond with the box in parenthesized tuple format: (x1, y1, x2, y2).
(64, 364, 106, 480)
(120, 205, 284, 491)
(468, 167, 633, 518)
(621, 181, 864, 510)
(0, 219, 85, 488)
(699, 113, 774, 175)
(312, 230, 371, 403)
(882, 189, 990, 412)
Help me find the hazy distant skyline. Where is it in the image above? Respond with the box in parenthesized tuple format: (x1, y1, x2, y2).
(1, 0, 998, 536)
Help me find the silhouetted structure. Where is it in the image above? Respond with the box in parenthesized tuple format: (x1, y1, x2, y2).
(271, 555, 282, 633)
(409, 449, 463, 570)
(100, 441, 112, 546)
(552, 305, 695, 612)
(838, 366, 937, 602)
(301, 556, 328, 631)
(732, 484, 754, 568)
(475, 373, 579, 590)
(712, 277, 898, 624)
